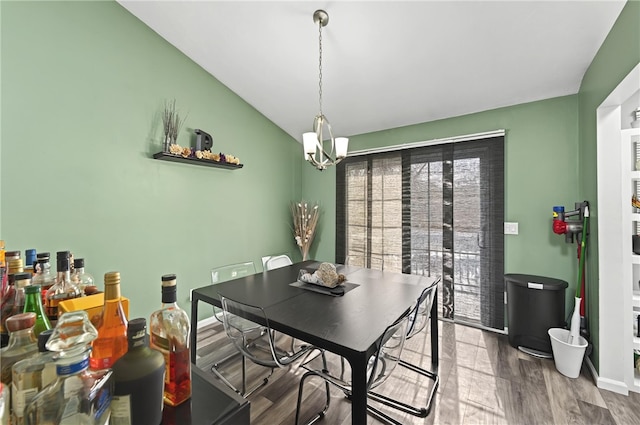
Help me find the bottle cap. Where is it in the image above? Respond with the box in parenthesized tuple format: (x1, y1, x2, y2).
(36, 252, 50, 260)
(46, 311, 98, 352)
(8, 258, 23, 270)
(14, 272, 32, 288)
(74, 258, 85, 269)
(5, 250, 21, 259)
(56, 251, 70, 259)
(104, 271, 120, 285)
(127, 318, 147, 338)
(25, 249, 36, 265)
(6, 312, 36, 332)
(25, 284, 41, 294)
(57, 256, 70, 272)
(14, 272, 32, 281)
(38, 329, 54, 352)
(161, 274, 177, 286)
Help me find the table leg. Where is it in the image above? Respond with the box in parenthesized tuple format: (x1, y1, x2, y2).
(190, 296, 198, 364)
(431, 287, 439, 370)
(348, 354, 368, 425)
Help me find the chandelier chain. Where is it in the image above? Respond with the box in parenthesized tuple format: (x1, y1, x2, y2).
(318, 20, 323, 116)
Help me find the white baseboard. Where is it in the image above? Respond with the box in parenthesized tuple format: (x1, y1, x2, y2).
(585, 356, 630, 395)
(196, 316, 217, 328)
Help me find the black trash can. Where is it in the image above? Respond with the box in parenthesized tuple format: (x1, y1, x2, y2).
(505, 273, 568, 358)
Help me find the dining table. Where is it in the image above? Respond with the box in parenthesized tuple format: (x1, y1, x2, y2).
(190, 260, 439, 425)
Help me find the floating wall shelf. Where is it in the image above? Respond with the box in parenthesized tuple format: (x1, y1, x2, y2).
(152, 152, 243, 170)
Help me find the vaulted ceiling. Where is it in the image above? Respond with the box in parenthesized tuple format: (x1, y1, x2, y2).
(118, 1, 626, 140)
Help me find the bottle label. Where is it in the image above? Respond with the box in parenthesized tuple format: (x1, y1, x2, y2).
(150, 333, 170, 351)
(42, 363, 57, 388)
(57, 357, 89, 376)
(63, 376, 84, 400)
(151, 332, 171, 385)
(110, 395, 132, 425)
(11, 383, 39, 420)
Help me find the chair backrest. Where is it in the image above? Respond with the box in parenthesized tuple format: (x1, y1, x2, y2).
(264, 254, 293, 271)
(211, 261, 256, 285)
(367, 308, 411, 391)
(406, 276, 440, 339)
(210, 262, 256, 322)
(220, 295, 309, 369)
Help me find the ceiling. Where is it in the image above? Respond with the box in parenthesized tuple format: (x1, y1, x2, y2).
(118, 1, 626, 141)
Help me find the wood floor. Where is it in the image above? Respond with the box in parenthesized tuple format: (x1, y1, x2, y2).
(195, 319, 640, 424)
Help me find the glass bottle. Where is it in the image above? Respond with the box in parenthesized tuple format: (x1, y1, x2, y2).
(32, 252, 54, 300)
(23, 285, 51, 337)
(12, 273, 31, 316)
(90, 271, 127, 370)
(71, 258, 95, 296)
(149, 274, 191, 406)
(0, 313, 38, 385)
(111, 318, 165, 425)
(0, 243, 6, 348)
(2, 272, 30, 337)
(0, 382, 8, 425)
(11, 330, 55, 425)
(44, 251, 81, 327)
(1, 257, 23, 339)
(24, 311, 113, 425)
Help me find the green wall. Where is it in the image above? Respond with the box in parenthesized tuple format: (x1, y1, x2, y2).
(305, 95, 581, 298)
(0, 1, 302, 322)
(577, 0, 640, 372)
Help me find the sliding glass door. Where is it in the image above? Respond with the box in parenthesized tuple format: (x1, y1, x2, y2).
(336, 136, 504, 331)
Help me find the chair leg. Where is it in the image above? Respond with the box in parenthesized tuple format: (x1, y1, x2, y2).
(295, 352, 331, 425)
(212, 338, 274, 398)
(367, 359, 439, 418)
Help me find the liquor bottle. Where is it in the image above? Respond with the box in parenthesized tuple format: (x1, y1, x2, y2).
(44, 251, 81, 326)
(0, 313, 38, 385)
(1, 272, 30, 336)
(111, 318, 165, 425)
(0, 242, 6, 348)
(31, 252, 54, 302)
(71, 258, 95, 295)
(24, 311, 113, 425)
(1, 257, 23, 342)
(90, 271, 128, 370)
(150, 274, 191, 406)
(23, 285, 51, 337)
(11, 330, 55, 425)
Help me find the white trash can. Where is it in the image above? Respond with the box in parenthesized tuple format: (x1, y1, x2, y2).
(548, 328, 588, 378)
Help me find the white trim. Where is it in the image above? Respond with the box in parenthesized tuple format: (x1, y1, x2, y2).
(347, 129, 506, 157)
(196, 315, 217, 328)
(597, 376, 630, 395)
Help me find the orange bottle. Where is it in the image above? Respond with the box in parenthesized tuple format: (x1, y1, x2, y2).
(90, 271, 128, 370)
(149, 274, 191, 406)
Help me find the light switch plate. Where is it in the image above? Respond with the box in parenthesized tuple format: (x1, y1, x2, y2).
(504, 222, 519, 235)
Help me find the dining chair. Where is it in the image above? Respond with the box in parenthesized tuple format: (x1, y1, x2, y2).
(294, 308, 412, 425)
(209, 261, 269, 396)
(367, 276, 441, 419)
(220, 294, 327, 401)
(262, 253, 293, 271)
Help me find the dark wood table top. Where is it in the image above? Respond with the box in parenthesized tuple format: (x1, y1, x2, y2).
(190, 261, 436, 425)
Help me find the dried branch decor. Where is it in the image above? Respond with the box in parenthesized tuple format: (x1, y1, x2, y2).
(290, 201, 320, 261)
(161, 99, 188, 152)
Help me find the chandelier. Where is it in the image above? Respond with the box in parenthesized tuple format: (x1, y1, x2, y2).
(303, 9, 348, 171)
